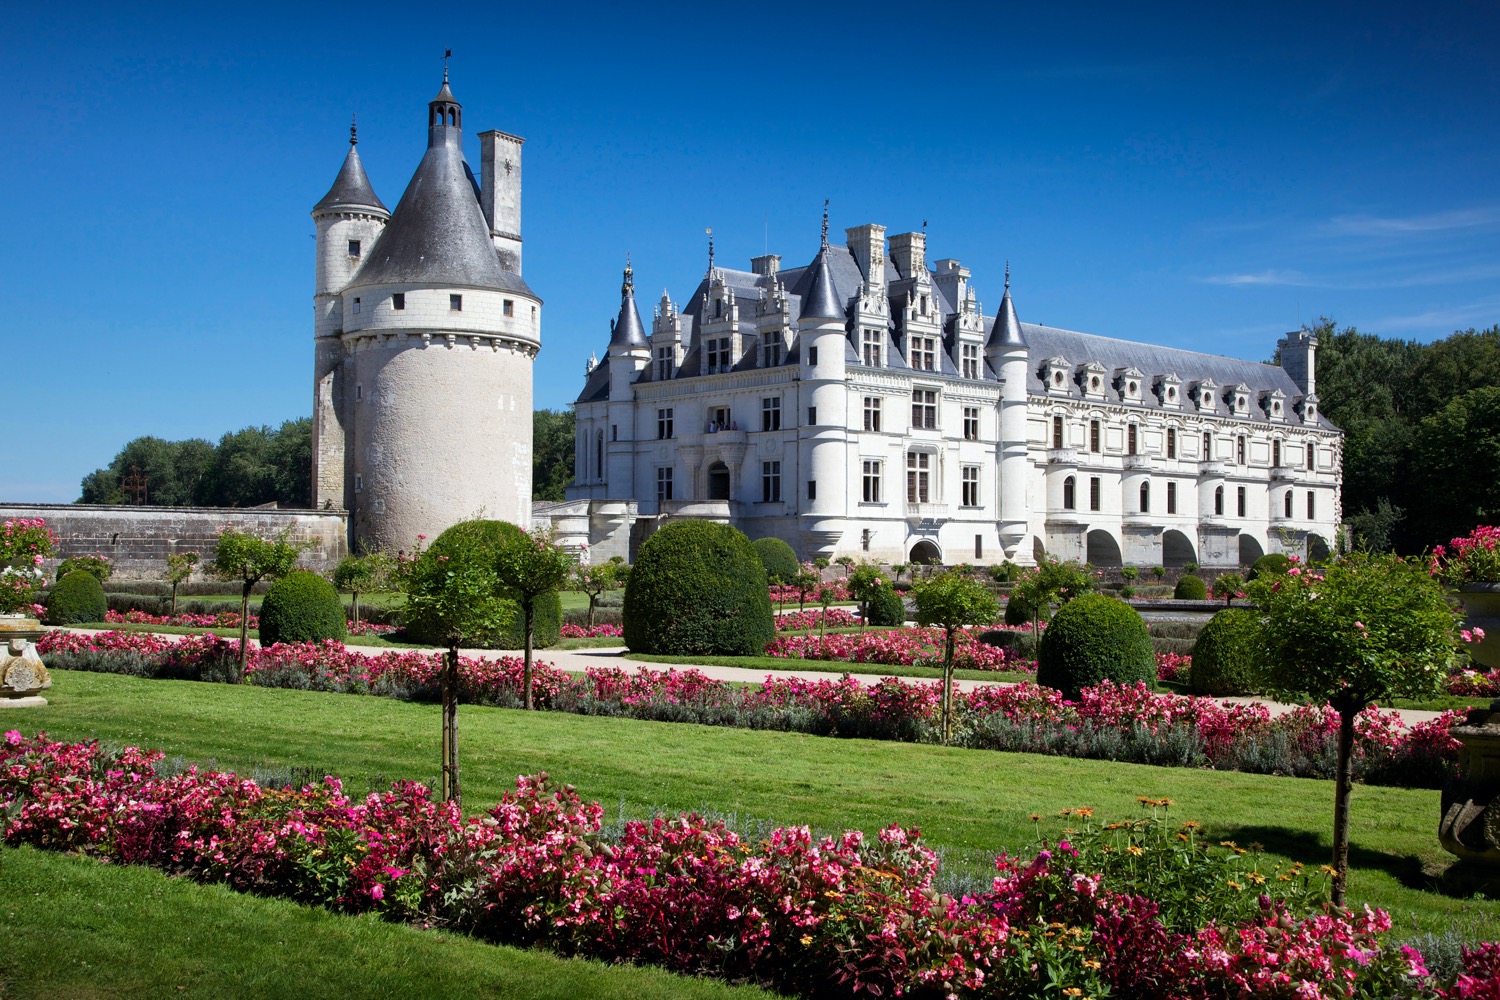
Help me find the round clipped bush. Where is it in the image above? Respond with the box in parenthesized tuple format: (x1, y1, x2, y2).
(258, 570, 347, 646)
(45, 570, 108, 625)
(1248, 552, 1292, 581)
(1189, 607, 1265, 696)
(753, 536, 799, 585)
(403, 519, 562, 649)
(1003, 591, 1035, 626)
(1036, 593, 1155, 699)
(1174, 574, 1208, 600)
(865, 583, 906, 626)
(624, 521, 774, 655)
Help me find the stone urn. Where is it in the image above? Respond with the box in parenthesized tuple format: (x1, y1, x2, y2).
(1461, 585, 1500, 671)
(0, 614, 51, 707)
(1440, 699, 1500, 897)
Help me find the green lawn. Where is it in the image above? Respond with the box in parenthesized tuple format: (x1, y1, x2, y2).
(632, 652, 1032, 684)
(0, 845, 768, 1000)
(6, 669, 1495, 940)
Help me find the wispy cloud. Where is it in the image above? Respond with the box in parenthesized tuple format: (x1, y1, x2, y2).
(1197, 269, 1311, 287)
(1319, 206, 1500, 238)
(1368, 297, 1500, 334)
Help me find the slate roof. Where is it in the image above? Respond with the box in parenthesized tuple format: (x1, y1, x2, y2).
(312, 145, 388, 216)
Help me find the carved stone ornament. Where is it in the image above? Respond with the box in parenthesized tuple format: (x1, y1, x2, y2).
(0, 615, 51, 705)
(1439, 699, 1500, 897)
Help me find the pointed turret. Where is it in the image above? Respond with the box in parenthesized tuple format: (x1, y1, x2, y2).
(609, 257, 649, 350)
(313, 119, 389, 217)
(798, 203, 844, 323)
(986, 263, 1026, 349)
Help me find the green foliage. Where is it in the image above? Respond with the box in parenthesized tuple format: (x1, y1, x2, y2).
(751, 537, 799, 585)
(493, 529, 575, 633)
(1009, 557, 1092, 627)
(212, 529, 302, 590)
(986, 561, 1019, 584)
(623, 521, 774, 656)
(1411, 385, 1500, 547)
(332, 554, 388, 596)
(532, 409, 575, 503)
(82, 421, 310, 509)
(1212, 572, 1244, 604)
(77, 435, 216, 506)
(1174, 574, 1208, 599)
(913, 570, 1002, 742)
(45, 570, 108, 625)
(812, 557, 830, 570)
(573, 558, 628, 627)
(258, 571, 347, 646)
(1248, 553, 1292, 581)
(1119, 566, 1140, 581)
(864, 583, 906, 627)
(56, 554, 112, 584)
(1003, 590, 1036, 626)
(1035, 593, 1155, 699)
(165, 551, 199, 585)
(1252, 552, 1458, 709)
(1151, 566, 1166, 580)
(401, 521, 516, 650)
(1188, 608, 1264, 696)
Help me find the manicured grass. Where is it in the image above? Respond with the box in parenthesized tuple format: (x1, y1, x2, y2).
(1384, 694, 1492, 713)
(553, 636, 631, 650)
(0, 845, 768, 1000)
(632, 652, 1031, 684)
(9, 669, 1497, 939)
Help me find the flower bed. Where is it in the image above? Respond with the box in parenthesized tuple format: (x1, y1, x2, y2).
(773, 608, 862, 632)
(103, 608, 396, 635)
(2, 730, 1494, 998)
(769, 582, 851, 604)
(766, 625, 1020, 672)
(36, 632, 1464, 789)
(559, 623, 625, 639)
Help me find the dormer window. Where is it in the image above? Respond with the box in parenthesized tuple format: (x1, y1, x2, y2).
(1053, 371, 1064, 386)
(715, 298, 723, 319)
(1116, 367, 1145, 403)
(1081, 362, 1108, 399)
(1157, 373, 1183, 409)
(1043, 357, 1072, 394)
(1194, 380, 1218, 412)
(1228, 383, 1251, 414)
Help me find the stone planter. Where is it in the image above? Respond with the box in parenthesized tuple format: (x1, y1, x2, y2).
(1439, 699, 1500, 897)
(1460, 584, 1500, 671)
(0, 614, 51, 707)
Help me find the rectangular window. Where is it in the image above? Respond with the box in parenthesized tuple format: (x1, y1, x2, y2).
(709, 406, 731, 431)
(807, 406, 817, 425)
(348, 240, 361, 257)
(910, 336, 937, 372)
(961, 465, 980, 507)
(1052, 416, 1064, 449)
(1306, 443, 1316, 469)
(760, 397, 782, 432)
(1166, 428, 1176, 458)
(352, 296, 361, 314)
(1063, 476, 1076, 510)
(1237, 436, 1247, 465)
(1140, 483, 1150, 513)
(1307, 490, 1315, 519)
(1128, 424, 1138, 455)
(1089, 476, 1101, 511)
(1272, 439, 1281, 467)
(354, 473, 363, 492)
(1167, 481, 1177, 514)
(807, 346, 818, 366)
(450, 294, 462, 311)
(355, 384, 362, 401)
(863, 396, 882, 432)
(503, 299, 515, 317)
(1285, 491, 1294, 518)
(655, 346, 675, 380)
(1237, 486, 1247, 517)
(1090, 420, 1101, 453)
(807, 480, 816, 501)
(907, 452, 931, 503)
(912, 389, 937, 429)
(862, 460, 882, 503)
(656, 467, 673, 502)
(975, 534, 983, 559)
(961, 344, 981, 379)
(612, 424, 618, 441)
(862, 329, 882, 367)
(707, 337, 732, 374)
(761, 461, 782, 503)
(1203, 432, 1213, 460)
(657, 407, 674, 440)
(1215, 487, 1224, 515)
(761, 330, 782, 367)
(963, 406, 980, 441)
(392, 292, 405, 311)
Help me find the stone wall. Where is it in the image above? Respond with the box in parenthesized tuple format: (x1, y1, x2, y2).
(1, 503, 348, 581)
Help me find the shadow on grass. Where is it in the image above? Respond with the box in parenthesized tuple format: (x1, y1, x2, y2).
(1215, 823, 1436, 893)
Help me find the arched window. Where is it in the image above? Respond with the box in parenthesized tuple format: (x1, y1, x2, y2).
(595, 429, 604, 480)
(1214, 486, 1224, 516)
(1139, 482, 1150, 513)
(1284, 491, 1293, 518)
(1063, 476, 1076, 510)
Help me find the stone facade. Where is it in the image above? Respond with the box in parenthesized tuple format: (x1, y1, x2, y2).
(0, 503, 348, 580)
(558, 222, 1342, 568)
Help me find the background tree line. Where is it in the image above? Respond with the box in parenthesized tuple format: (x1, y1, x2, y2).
(79, 410, 577, 508)
(1308, 318, 1500, 553)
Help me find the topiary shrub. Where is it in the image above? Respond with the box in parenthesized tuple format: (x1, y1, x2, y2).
(1189, 607, 1265, 696)
(1035, 593, 1155, 699)
(752, 537, 799, 586)
(56, 555, 112, 584)
(402, 520, 561, 649)
(979, 628, 1039, 661)
(46, 570, 108, 625)
(865, 583, 906, 626)
(1174, 574, 1208, 600)
(1249, 552, 1292, 581)
(258, 571, 347, 646)
(623, 521, 774, 655)
(1004, 590, 1036, 626)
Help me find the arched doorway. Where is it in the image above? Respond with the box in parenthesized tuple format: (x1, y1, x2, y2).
(1238, 534, 1265, 567)
(1032, 537, 1047, 564)
(910, 540, 942, 565)
(1162, 529, 1196, 567)
(1086, 529, 1122, 567)
(1307, 534, 1331, 562)
(707, 462, 730, 500)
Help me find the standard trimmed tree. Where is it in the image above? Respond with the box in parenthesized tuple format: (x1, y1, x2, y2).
(402, 528, 515, 805)
(912, 570, 1000, 744)
(165, 550, 199, 615)
(211, 528, 302, 681)
(1252, 552, 1458, 905)
(494, 527, 576, 710)
(572, 557, 626, 629)
(333, 553, 390, 626)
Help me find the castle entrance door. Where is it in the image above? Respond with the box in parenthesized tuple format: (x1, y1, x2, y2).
(707, 462, 731, 500)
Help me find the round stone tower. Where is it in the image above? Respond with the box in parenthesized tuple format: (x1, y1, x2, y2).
(314, 72, 542, 553)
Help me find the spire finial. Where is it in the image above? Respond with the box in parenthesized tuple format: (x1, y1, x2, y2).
(349, 114, 358, 146)
(821, 199, 829, 250)
(443, 49, 452, 83)
(1004, 260, 1011, 292)
(622, 253, 634, 295)
(706, 228, 715, 276)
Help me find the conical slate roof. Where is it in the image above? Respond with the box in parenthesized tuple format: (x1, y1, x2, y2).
(799, 248, 844, 322)
(312, 144, 388, 216)
(610, 262, 648, 350)
(987, 277, 1026, 349)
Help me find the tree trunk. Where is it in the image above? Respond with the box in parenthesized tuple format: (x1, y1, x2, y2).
(942, 630, 957, 745)
(523, 603, 536, 711)
(1331, 698, 1357, 907)
(587, 594, 597, 629)
(171, 582, 178, 616)
(352, 591, 361, 626)
(442, 642, 460, 806)
(237, 582, 252, 683)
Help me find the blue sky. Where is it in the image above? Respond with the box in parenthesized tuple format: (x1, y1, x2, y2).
(3, 1, 1498, 502)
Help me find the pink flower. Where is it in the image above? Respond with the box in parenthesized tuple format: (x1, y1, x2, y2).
(4, 730, 20, 745)
(1354, 621, 1366, 630)
(370, 883, 385, 900)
